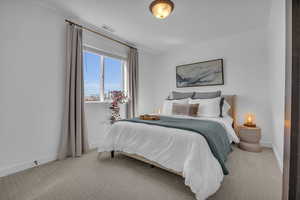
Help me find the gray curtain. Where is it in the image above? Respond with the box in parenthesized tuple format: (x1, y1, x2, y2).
(127, 48, 139, 118)
(58, 23, 89, 159)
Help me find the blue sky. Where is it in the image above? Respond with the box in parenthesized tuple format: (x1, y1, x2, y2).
(83, 51, 123, 96)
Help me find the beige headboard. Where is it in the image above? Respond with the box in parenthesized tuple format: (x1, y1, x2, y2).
(222, 95, 237, 129)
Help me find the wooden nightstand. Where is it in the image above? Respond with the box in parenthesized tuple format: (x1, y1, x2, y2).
(238, 125, 262, 152)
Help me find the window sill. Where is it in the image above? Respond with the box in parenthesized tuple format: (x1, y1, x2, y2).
(85, 101, 128, 105)
(85, 101, 112, 104)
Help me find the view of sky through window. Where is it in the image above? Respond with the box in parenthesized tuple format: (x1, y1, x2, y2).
(104, 57, 123, 96)
(83, 51, 100, 101)
(83, 51, 124, 101)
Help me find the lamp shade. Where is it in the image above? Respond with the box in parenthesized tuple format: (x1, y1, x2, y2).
(149, 0, 174, 19)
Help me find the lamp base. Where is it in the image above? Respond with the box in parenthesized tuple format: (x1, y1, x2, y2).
(243, 123, 257, 128)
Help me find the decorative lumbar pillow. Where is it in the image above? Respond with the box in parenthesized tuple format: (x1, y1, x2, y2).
(172, 103, 190, 116)
(189, 103, 199, 117)
(162, 98, 189, 115)
(172, 103, 199, 117)
(189, 97, 221, 117)
(192, 90, 221, 99)
(168, 91, 194, 100)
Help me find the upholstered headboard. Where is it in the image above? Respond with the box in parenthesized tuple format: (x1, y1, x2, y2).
(222, 95, 237, 128)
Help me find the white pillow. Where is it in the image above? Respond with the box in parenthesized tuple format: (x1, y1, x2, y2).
(162, 98, 189, 115)
(189, 97, 221, 118)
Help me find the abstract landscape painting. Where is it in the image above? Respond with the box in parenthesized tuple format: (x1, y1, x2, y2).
(176, 59, 224, 87)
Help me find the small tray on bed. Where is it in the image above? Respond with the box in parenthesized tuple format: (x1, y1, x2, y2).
(139, 115, 160, 120)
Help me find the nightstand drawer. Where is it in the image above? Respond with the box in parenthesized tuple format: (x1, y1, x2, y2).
(239, 131, 261, 143)
(238, 126, 261, 143)
(239, 142, 262, 152)
(239, 127, 261, 135)
(238, 126, 262, 152)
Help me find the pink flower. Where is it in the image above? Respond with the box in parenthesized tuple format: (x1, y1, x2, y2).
(110, 90, 127, 107)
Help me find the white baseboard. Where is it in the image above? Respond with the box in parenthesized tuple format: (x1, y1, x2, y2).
(0, 154, 58, 178)
(0, 143, 98, 178)
(260, 141, 283, 172)
(272, 145, 283, 173)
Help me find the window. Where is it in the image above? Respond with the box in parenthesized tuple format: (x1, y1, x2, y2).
(83, 48, 126, 102)
(103, 57, 124, 99)
(83, 51, 101, 101)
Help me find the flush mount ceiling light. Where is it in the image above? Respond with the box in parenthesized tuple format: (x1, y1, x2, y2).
(149, 0, 174, 19)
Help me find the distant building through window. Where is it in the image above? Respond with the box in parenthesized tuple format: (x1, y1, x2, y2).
(83, 48, 126, 102)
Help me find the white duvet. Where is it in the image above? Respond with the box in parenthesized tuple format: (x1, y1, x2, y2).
(97, 115, 239, 200)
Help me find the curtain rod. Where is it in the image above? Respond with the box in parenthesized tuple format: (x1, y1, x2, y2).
(65, 19, 135, 49)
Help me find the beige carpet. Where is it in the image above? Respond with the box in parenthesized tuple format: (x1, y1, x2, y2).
(0, 146, 282, 200)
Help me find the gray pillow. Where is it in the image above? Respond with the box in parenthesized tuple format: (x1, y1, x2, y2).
(192, 91, 221, 99)
(168, 91, 194, 100)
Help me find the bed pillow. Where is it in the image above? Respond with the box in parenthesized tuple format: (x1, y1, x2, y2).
(192, 91, 221, 99)
(222, 100, 231, 117)
(172, 103, 199, 117)
(162, 98, 189, 115)
(219, 97, 232, 117)
(168, 91, 194, 100)
(189, 97, 221, 117)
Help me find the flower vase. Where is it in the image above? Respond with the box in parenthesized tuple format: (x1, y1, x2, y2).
(110, 104, 120, 124)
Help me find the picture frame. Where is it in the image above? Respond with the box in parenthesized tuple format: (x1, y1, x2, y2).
(176, 58, 224, 88)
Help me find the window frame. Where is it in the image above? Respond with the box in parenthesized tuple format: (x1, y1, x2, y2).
(83, 46, 127, 103)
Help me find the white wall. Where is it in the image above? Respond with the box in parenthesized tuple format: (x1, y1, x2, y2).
(84, 48, 160, 148)
(147, 28, 274, 145)
(267, 0, 286, 171)
(83, 30, 161, 148)
(0, 0, 285, 176)
(0, 0, 65, 176)
(0, 0, 160, 176)
(85, 103, 126, 148)
(138, 50, 163, 115)
(140, 2, 286, 169)
(83, 30, 128, 59)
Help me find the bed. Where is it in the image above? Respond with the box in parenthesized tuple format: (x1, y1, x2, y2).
(97, 95, 239, 200)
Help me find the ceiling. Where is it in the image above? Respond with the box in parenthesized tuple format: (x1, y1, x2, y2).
(39, 0, 272, 52)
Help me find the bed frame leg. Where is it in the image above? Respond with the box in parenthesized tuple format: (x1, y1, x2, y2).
(111, 151, 114, 158)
